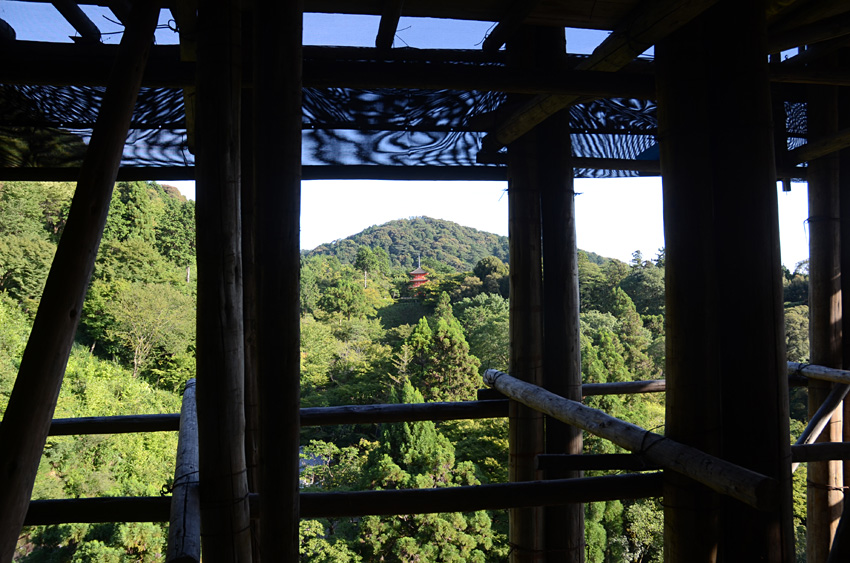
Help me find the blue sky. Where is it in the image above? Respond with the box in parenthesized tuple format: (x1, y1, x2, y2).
(3, 4, 811, 268)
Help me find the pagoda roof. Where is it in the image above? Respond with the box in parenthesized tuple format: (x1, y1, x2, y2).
(410, 267, 428, 275)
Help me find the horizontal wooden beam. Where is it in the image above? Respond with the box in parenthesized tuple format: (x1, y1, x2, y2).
(792, 442, 850, 463)
(25, 496, 171, 525)
(301, 399, 508, 426)
(768, 0, 850, 37)
(484, 369, 779, 511)
(48, 413, 180, 435)
(25, 473, 663, 525)
(0, 166, 196, 182)
(300, 473, 662, 518)
(768, 9, 850, 53)
(770, 65, 850, 87)
(305, 60, 656, 98)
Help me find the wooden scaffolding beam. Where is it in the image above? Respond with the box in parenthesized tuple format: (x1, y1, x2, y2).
(807, 72, 844, 563)
(253, 0, 304, 560)
(193, 0, 252, 558)
(534, 26, 584, 563)
(0, 2, 160, 560)
(656, 1, 793, 561)
(505, 27, 545, 563)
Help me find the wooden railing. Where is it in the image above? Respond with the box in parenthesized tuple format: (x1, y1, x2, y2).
(21, 362, 850, 561)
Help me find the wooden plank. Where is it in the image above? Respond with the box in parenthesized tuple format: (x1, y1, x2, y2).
(481, 0, 718, 152)
(193, 0, 252, 557)
(0, 2, 160, 560)
(375, 0, 403, 49)
(791, 383, 849, 473)
(483, 369, 779, 512)
(167, 380, 201, 563)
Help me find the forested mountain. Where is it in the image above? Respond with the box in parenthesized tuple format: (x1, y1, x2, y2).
(307, 216, 510, 272)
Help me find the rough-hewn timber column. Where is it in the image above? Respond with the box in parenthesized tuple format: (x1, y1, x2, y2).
(506, 27, 545, 562)
(0, 3, 160, 561)
(195, 0, 252, 558)
(807, 76, 843, 563)
(536, 28, 585, 563)
(253, 0, 303, 560)
(657, 1, 793, 561)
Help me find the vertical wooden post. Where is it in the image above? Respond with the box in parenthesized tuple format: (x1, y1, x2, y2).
(807, 75, 843, 563)
(506, 27, 545, 563)
(253, 0, 303, 560)
(240, 12, 261, 560)
(657, 1, 793, 561)
(194, 0, 252, 558)
(537, 30, 584, 563)
(0, 3, 159, 560)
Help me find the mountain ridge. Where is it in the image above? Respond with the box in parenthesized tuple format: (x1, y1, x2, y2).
(305, 216, 610, 272)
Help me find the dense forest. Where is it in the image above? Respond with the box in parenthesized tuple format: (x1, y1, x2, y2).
(0, 181, 812, 562)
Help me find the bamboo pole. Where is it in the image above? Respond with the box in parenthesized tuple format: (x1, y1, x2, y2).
(253, 0, 303, 560)
(505, 27, 545, 562)
(807, 74, 844, 563)
(167, 380, 201, 563)
(0, 3, 160, 560)
(484, 369, 779, 511)
(194, 0, 252, 557)
(535, 26, 584, 562)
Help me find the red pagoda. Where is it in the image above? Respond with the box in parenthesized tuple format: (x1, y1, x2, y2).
(409, 258, 428, 292)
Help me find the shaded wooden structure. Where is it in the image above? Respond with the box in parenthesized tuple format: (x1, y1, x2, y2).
(2, 0, 850, 562)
